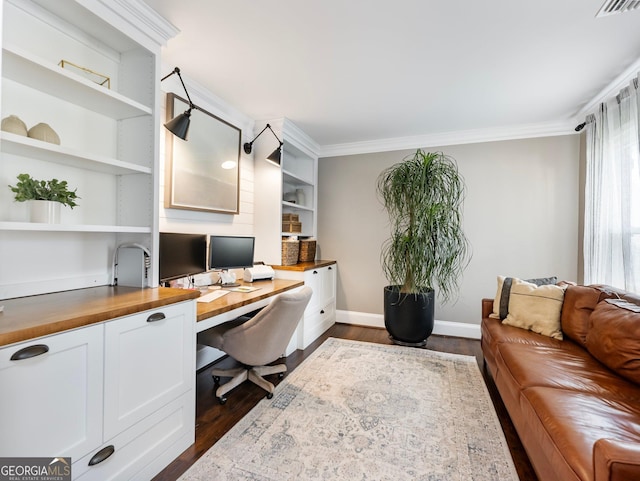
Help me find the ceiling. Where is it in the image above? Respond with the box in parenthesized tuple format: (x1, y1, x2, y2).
(144, 0, 640, 151)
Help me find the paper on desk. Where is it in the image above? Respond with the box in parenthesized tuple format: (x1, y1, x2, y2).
(226, 286, 260, 293)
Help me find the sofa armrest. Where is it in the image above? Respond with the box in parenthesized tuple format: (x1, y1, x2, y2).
(482, 298, 493, 319)
(594, 438, 640, 481)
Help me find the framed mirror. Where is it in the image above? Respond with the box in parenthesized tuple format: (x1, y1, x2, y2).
(164, 93, 241, 214)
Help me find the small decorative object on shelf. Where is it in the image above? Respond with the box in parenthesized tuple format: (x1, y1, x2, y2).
(27, 123, 60, 145)
(59, 59, 110, 88)
(295, 188, 305, 206)
(283, 191, 297, 203)
(282, 220, 302, 233)
(1, 115, 28, 136)
(281, 238, 300, 266)
(8, 173, 79, 223)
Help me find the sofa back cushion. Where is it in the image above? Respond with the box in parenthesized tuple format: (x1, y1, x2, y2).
(561, 285, 614, 347)
(586, 299, 640, 385)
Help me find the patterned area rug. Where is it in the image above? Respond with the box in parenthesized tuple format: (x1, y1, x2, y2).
(180, 338, 518, 481)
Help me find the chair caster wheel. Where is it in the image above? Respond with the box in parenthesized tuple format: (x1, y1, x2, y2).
(278, 373, 285, 379)
(218, 396, 227, 405)
(266, 392, 274, 399)
(213, 376, 220, 383)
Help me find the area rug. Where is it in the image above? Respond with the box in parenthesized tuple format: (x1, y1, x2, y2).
(180, 338, 518, 481)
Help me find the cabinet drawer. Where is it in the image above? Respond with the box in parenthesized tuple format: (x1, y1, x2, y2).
(0, 324, 104, 460)
(73, 392, 195, 480)
(103, 301, 195, 439)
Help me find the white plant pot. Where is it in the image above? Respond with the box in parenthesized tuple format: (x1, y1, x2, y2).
(29, 200, 61, 223)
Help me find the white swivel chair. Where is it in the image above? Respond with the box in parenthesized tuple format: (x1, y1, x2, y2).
(197, 287, 312, 404)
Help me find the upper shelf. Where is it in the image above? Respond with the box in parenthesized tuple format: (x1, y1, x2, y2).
(2, 45, 152, 120)
(1, 131, 151, 175)
(283, 169, 313, 186)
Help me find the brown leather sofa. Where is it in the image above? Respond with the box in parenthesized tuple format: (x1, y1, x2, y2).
(481, 284, 640, 481)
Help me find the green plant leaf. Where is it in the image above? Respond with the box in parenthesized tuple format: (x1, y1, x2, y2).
(377, 149, 471, 302)
(8, 173, 79, 208)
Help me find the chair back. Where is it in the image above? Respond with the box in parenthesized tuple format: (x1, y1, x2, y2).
(221, 286, 312, 366)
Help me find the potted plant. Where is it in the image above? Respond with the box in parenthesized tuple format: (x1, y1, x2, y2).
(8, 173, 79, 223)
(377, 149, 470, 345)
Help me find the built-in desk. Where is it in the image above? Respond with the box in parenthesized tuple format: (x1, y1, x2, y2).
(196, 278, 303, 328)
(194, 278, 303, 370)
(0, 286, 200, 347)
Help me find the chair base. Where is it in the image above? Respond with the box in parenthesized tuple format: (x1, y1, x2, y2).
(211, 364, 287, 404)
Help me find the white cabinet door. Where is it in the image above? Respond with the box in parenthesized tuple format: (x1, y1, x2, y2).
(0, 324, 104, 460)
(304, 265, 337, 311)
(103, 301, 195, 440)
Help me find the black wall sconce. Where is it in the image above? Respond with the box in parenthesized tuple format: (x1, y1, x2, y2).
(243, 123, 283, 166)
(161, 67, 195, 140)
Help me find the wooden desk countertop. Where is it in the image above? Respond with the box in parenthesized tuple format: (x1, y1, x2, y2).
(270, 259, 336, 272)
(196, 278, 304, 322)
(0, 286, 200, 347)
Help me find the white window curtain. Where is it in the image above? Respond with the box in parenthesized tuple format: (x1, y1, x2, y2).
(584, 74, 640, 293)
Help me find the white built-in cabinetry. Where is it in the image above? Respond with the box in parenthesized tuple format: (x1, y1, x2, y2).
(279, 263, 337, 350)
(253, 118, 320, 265)
(0, 0, 176, 300)
(0, 301, 195, 480)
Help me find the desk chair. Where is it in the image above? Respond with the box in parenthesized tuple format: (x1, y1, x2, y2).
(197, 287, 312, 404)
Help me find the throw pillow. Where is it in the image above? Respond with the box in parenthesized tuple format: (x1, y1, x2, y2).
(585, 299, 640, 385)
(490, 275, 558, 320)
(502, 278, 566, 339)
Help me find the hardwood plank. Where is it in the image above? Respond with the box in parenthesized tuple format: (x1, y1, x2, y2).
(153, 324, 538, 481)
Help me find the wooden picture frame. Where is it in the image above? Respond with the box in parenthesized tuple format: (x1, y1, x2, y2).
(164, 93, 241, 214)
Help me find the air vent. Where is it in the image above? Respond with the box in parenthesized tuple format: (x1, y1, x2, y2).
(596, 0, 640, 17)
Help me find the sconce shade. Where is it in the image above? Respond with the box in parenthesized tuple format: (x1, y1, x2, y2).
(165, 109, 191, 140)
(267, 147, 281, 166)
(243, 123, 283, 166)
(161, 67, 196, 141)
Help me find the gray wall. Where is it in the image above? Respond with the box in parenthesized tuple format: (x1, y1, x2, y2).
(317, 135, 580, 326)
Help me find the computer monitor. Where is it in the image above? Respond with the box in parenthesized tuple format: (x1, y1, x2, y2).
(208, 235, 255, 271)
(159, 232, 208, 282)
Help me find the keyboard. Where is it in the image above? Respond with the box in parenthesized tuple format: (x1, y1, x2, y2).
(197, 290, 230, 303)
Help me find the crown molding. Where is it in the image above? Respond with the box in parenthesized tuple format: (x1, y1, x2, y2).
(319, 119, 578, 158)
(95, 0, 179, 47)
(574, 55, 640, 120)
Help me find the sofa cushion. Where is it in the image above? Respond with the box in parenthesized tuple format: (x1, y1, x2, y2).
(502, 278, 566, 339)
(561, 285, 614, 347)
(519, 387, 640, 481)
(586, 299, 640, 385)
(490, 275, 558, 320)
(496, 342, 640, 402)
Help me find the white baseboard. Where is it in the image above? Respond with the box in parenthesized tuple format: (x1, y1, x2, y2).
(336, 310, 481, 340)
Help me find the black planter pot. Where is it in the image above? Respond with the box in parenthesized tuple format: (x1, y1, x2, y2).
(383, 285, 435, 346)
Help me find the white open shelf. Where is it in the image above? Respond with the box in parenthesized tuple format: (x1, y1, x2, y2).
(1, 132, 151, 175)
(282, 200, 313, 212)
(2, 45, 152, 120)
(0, 222, 151, 233)
(283, 169, 313, 186)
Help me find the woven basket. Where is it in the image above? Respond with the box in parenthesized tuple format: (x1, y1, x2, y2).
(281, 240, 300, 266)
(282, 221, 302, 233)
(298, 239, 316, 262)
(282, 213, 299, 222)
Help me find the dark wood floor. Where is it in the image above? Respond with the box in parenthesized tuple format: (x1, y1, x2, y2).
(153, 324, 538, 481)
